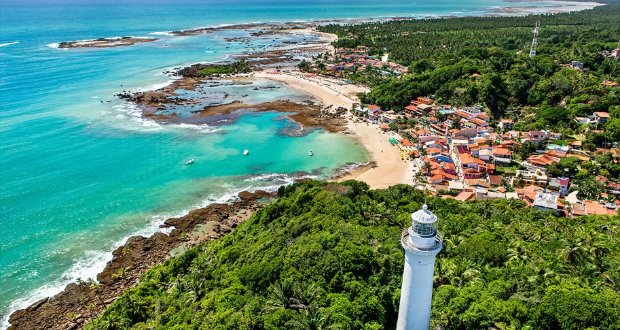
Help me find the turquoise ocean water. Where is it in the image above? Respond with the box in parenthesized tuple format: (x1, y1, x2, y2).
(0, 0, 554, 325)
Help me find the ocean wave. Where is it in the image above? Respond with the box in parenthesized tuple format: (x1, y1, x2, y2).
(0, 185, 244, 329)
(0, 41, 19, 48)
(149, 31, 174, 36)
(134, 79, 176, 92)
(0, 212, 169, 330)
(110, 102, 223, 134)
(169, 123, 222, 134)
(112, 103, 162, 129)
(46, 42, 60, 49)
(244, 173, 318, 193)
(0, 170, 313, 329)
(331, 161, 371, 178)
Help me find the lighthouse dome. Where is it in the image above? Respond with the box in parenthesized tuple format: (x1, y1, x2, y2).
(411, 204, 437, 224)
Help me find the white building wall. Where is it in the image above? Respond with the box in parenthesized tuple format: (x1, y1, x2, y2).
(397, 250, 439, 330)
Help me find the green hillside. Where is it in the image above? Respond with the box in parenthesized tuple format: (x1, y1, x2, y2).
(88, 181, 619, 329)
(318, 5, 620, 143)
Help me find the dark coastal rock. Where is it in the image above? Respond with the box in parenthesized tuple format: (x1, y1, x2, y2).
(57, 37, 157, 49)
(7, 190, 275, 330)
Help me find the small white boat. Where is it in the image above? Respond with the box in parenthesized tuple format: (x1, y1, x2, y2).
(243, 149, 249, 156)
(308, 150, 314, 156)
(185, 159, 194, 165)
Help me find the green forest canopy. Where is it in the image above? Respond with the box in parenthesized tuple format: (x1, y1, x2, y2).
(319, 4, 620, 141)
(88, 181, 619, 329)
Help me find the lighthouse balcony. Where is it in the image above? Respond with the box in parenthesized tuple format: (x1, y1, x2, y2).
(401, 228, 442, 252)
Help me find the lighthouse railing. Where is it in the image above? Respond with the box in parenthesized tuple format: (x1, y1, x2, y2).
(401, 229, 442, 251)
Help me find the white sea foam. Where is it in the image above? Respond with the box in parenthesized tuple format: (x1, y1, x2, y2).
(112, 103, 162, 129)
(0, 41, 19, 47)
(46, 42, 60, 49)
(150, 31, 174, 36)
(0, 169, 311, 330)
(134, 79, 176, 92)
(169, 123, 222, 134)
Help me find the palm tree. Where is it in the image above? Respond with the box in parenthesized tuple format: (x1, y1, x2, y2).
(286, 305, 332, 330)
(267, 278, 301, 310)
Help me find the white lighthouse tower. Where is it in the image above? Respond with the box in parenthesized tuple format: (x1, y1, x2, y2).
(397, 204, 443, 330)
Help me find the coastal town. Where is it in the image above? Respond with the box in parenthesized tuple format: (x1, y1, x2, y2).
(347, 96, 618, 217)
(264, 43, 620, 218)
(4, 2, 620, 329)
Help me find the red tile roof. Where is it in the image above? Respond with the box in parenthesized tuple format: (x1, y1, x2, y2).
(492, 147, 512, 156)
(594, 112, 610, 118)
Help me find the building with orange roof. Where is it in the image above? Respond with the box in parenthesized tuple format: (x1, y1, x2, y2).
(455, 190, 474, 201)
(429, 174, 444, 184)
(466, 179, 491, 189)
(527, 154, 558, 168)
(476, 112, 490, 120)
(583, 200, 615, 215)
(459, 153, 477, 167)
(417, 96, 434, 105)
(498, 118, 514, 131)
(454, 110, 472, 120)
(470, 118, 488, 127)
(488, 175, 503, 186)
(492, 147, 512, 158)
(368, 104, 381, 112)
(522, 185, 543, 203)
(593, 112, 610, 125)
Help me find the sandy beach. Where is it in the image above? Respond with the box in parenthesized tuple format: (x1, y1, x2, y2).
(256, 69, 412, 188)
(338, 121, 413, 188)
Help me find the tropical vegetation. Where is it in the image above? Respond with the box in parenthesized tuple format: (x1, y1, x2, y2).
(87, 181, 620, 329)
(318, 4, 620, 146)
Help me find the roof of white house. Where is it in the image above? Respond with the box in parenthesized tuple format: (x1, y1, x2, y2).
(533, 192, 559, 210)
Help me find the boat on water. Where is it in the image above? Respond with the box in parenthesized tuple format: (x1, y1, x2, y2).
(308, 150, 314, 156)
(243, 149, 249, 156)
(185, 159, 194, 165)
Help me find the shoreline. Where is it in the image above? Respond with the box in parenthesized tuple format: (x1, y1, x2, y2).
(254, 69, 413, 188)
(6, 1, 608, 326)
(47, 1, 605, 49)
(7, 190, 275, 330)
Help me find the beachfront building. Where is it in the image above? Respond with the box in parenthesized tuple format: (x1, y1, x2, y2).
(397, 205, 443, 330)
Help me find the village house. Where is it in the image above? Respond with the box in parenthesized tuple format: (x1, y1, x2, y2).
(525, 130, 548, 144)
(514, 170, 548, 187)
(492, 146, 512, 164)
(498, 118, 514, 131)
(533, 191, 560, 213)
(592, 112, 610, 125)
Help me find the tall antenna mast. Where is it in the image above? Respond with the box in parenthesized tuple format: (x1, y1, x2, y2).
(529, 20, 541, 57)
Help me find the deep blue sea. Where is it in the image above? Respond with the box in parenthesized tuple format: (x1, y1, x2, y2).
(0, 0, 557, 326)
